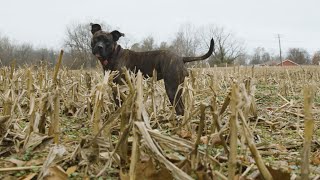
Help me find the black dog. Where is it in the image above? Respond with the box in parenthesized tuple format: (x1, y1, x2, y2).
(90, 23, 214, 115)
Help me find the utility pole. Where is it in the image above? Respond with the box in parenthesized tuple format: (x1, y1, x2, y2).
(278, 34, 283, 66)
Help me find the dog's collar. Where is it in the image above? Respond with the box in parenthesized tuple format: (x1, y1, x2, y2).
(108, 44, 121, 61)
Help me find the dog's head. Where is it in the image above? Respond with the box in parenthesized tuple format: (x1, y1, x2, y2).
(90, 23, 124, 66)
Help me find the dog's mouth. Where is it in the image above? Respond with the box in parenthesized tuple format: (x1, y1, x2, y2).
(95, 54, 108, 66)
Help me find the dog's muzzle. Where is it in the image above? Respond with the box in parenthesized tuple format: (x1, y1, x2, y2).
(95, 54, 109, 66)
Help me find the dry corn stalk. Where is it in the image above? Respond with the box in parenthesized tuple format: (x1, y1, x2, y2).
(39, 93, 49, 134)
(135, 71, 143, 121)
(151, 69, 157, 121)
(301, 85, 315, 180)
(191, 103, 206, 170)
(129, 125, 140, 180)
(135, 122, 193, 180)
(238, 111, 273, 180)
(3, 88, 15, 116)
(52, 50, 64, 86)
(228, 82, 239, 179)
(210, 95, 229, 154)
(91, 71, 111, 135)
(10, 60, 15, 80)
(27, 68, 33, 98)
(48, 89, 60, 144)
(85, 73, 92, 117)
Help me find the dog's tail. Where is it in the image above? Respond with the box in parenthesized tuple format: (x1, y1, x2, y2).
(182, 38, 214, 63)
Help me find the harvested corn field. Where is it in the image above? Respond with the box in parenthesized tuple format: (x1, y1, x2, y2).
(0, 62, 320, 179)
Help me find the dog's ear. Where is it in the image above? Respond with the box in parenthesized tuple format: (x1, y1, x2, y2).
(90, 23, 102, 35)
(111, 30, 125, 41)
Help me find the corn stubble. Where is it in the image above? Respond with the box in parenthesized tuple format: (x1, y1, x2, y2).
(0, 64, 319, 179)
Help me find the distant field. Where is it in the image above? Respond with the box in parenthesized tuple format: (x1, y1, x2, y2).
(0, 65, 319, 179)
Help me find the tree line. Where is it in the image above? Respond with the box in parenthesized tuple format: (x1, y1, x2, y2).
(0, 35, 56, 67)
(250, 47, 320, 65)
(0, 22, 319, 68)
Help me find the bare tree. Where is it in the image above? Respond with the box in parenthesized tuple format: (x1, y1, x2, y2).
(140, 36, 157, 51)
(168, 23, 202, 67)
(199, 25, 245, 66)
(250, 47, 271, 65)
(0, 35, 15, 66)
(312, 50, 320, 65)
(250, 47, 262, 65)
(119, 36, 132, 49)
(286, 48, 310, 65)
(170, 23, 200, 57)
(0, 33, 58, 67)
(129, 36, 156, 52)
(15, 43, 33, 65)
(35, 48, 57, 67)
(130, 43, 142, 52)
(234, 53, 248, 65)
(158, 41, 169, 50)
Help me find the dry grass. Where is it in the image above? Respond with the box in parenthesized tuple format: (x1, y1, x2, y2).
(0, 63, 319, 179)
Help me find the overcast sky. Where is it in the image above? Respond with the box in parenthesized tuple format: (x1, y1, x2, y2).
(0, 0, 319, 55)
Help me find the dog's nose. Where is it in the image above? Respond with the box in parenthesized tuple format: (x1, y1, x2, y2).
(97, 44, 103, 50)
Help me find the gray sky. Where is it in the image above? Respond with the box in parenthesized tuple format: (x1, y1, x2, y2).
(0, 0, 319, 55)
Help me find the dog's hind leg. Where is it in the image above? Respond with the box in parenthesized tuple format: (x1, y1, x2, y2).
(164, 80, 185, 116)
(174, 88, 185, 116)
